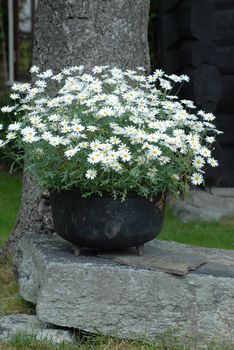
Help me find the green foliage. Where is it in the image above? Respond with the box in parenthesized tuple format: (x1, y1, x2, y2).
(0, 173, 22, 247)
(19, 39, 32, 73)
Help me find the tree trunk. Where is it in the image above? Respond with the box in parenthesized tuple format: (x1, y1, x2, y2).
(1, 0, 150, 260)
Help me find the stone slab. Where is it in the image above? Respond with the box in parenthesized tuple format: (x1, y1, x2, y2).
(97, 243, 206, 276)
(210, 187, 234, 198)
(171, 189, 234, 221)
(14, 234, 234, 347)
(0, 314, 74, 344)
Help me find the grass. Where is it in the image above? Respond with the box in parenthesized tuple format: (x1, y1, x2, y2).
(0, 332, 233, 350)
(0, 260, 35, 316)
(159, 206, 234, 250)
(0, 173, 22, 248)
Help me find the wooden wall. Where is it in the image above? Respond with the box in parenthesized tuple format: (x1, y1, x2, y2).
(158, 0, 234, 187)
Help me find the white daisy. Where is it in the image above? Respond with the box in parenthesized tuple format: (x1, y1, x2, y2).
(191, 173, 203, 185)
(85, 169, 97, 179)
(208, 158, 218, 167)
(192, 156, 205, 169)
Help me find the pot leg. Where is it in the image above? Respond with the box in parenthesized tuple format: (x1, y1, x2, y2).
(136, 244, 144, 256)
(74, 246, 81, 256)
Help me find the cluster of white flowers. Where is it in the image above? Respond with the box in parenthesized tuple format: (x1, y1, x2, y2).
(0, 65, 220, 196)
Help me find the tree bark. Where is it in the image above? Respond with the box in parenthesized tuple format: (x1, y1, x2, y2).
(1, 0, 150, 260)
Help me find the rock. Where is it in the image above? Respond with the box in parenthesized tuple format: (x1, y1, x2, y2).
(210, 187, 234, 197)
(97, 244, 207, 276)
(14, 234, 234, 347)
(0, 314, 74, 343)
(171, 188, 234, 221)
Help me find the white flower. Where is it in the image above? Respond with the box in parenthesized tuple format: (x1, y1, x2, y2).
(87, 125, 98, 132)
(79, 142, 88, 149)
(6, 132, 17, 140)
(10, 93, 20, 100)
(88, 81, 103, 93)
(38, 69, 53, 79)
(111, 162, 122, 172)
(21, 126, 36, 136)
(8, 122, 21, 131)
(110, 137, 121, 145)
(88, 152, 102, 164)
(92, 66, 105, 74)
(206, 136, 215, 143)
(180, 74, 190, 82)
(171, 174, 179, 181)
(64, 148, 78, 158)
(42, 131, 53, 141)
(181, 99, 196, 109)
(48, 114, 60, 122)
(1, 106, 14, 113)
(0, 124, 3, 130)
(147, 146, 162, 158)
(61, 125, 71, 133)
(119, 150, 132, 162)
(62, 68, 72, 75)
(30, 65, 40, 73)
(36, 80, 47, 88)
(18, 83, 31, 92)
(192, 156, 205, 169)
(72, 123, 85, 133)
(153, 69, 164, 79)
(191, 173, 203, 185)
(167, 74, 182, 83)
(49, 136, 62, 146)
(203, 113, 215, 121)
(90, 140, 102, 150)
(23, 134, 38, 143)
(208, 158, 218, 167)
(200, 147, 211, 158)
(12, 83, 21, 91)
(111, 68, 123, 80)
(159, 78, 172, 90)
(191, 121, 204, 132)
(63, 94, 74, 104)
(81, 74, 94, 82)
(51, 73, 63, 82)
(85, 169, 97, 179)
(30, 115, 42, 125)
(98, 107, 115, 117)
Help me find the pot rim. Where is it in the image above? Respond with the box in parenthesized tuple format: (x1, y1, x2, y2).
(50, 188, 164, 200)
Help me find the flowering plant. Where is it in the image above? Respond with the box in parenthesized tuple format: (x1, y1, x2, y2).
(0, 66, 220, 199)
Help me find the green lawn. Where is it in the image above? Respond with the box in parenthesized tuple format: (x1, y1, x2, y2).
(0, 173, 22, 248)
(159, 206, 234, 250)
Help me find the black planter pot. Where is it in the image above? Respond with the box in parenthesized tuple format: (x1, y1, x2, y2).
(50, 190, 165, 254)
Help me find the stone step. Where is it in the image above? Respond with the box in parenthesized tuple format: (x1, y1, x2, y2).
(13, 234, 234, 348)
(0, 314, 74, 344)
(171, 189, 234, 221)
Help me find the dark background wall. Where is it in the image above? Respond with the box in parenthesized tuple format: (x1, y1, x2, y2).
(157, 0, 234, 187)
